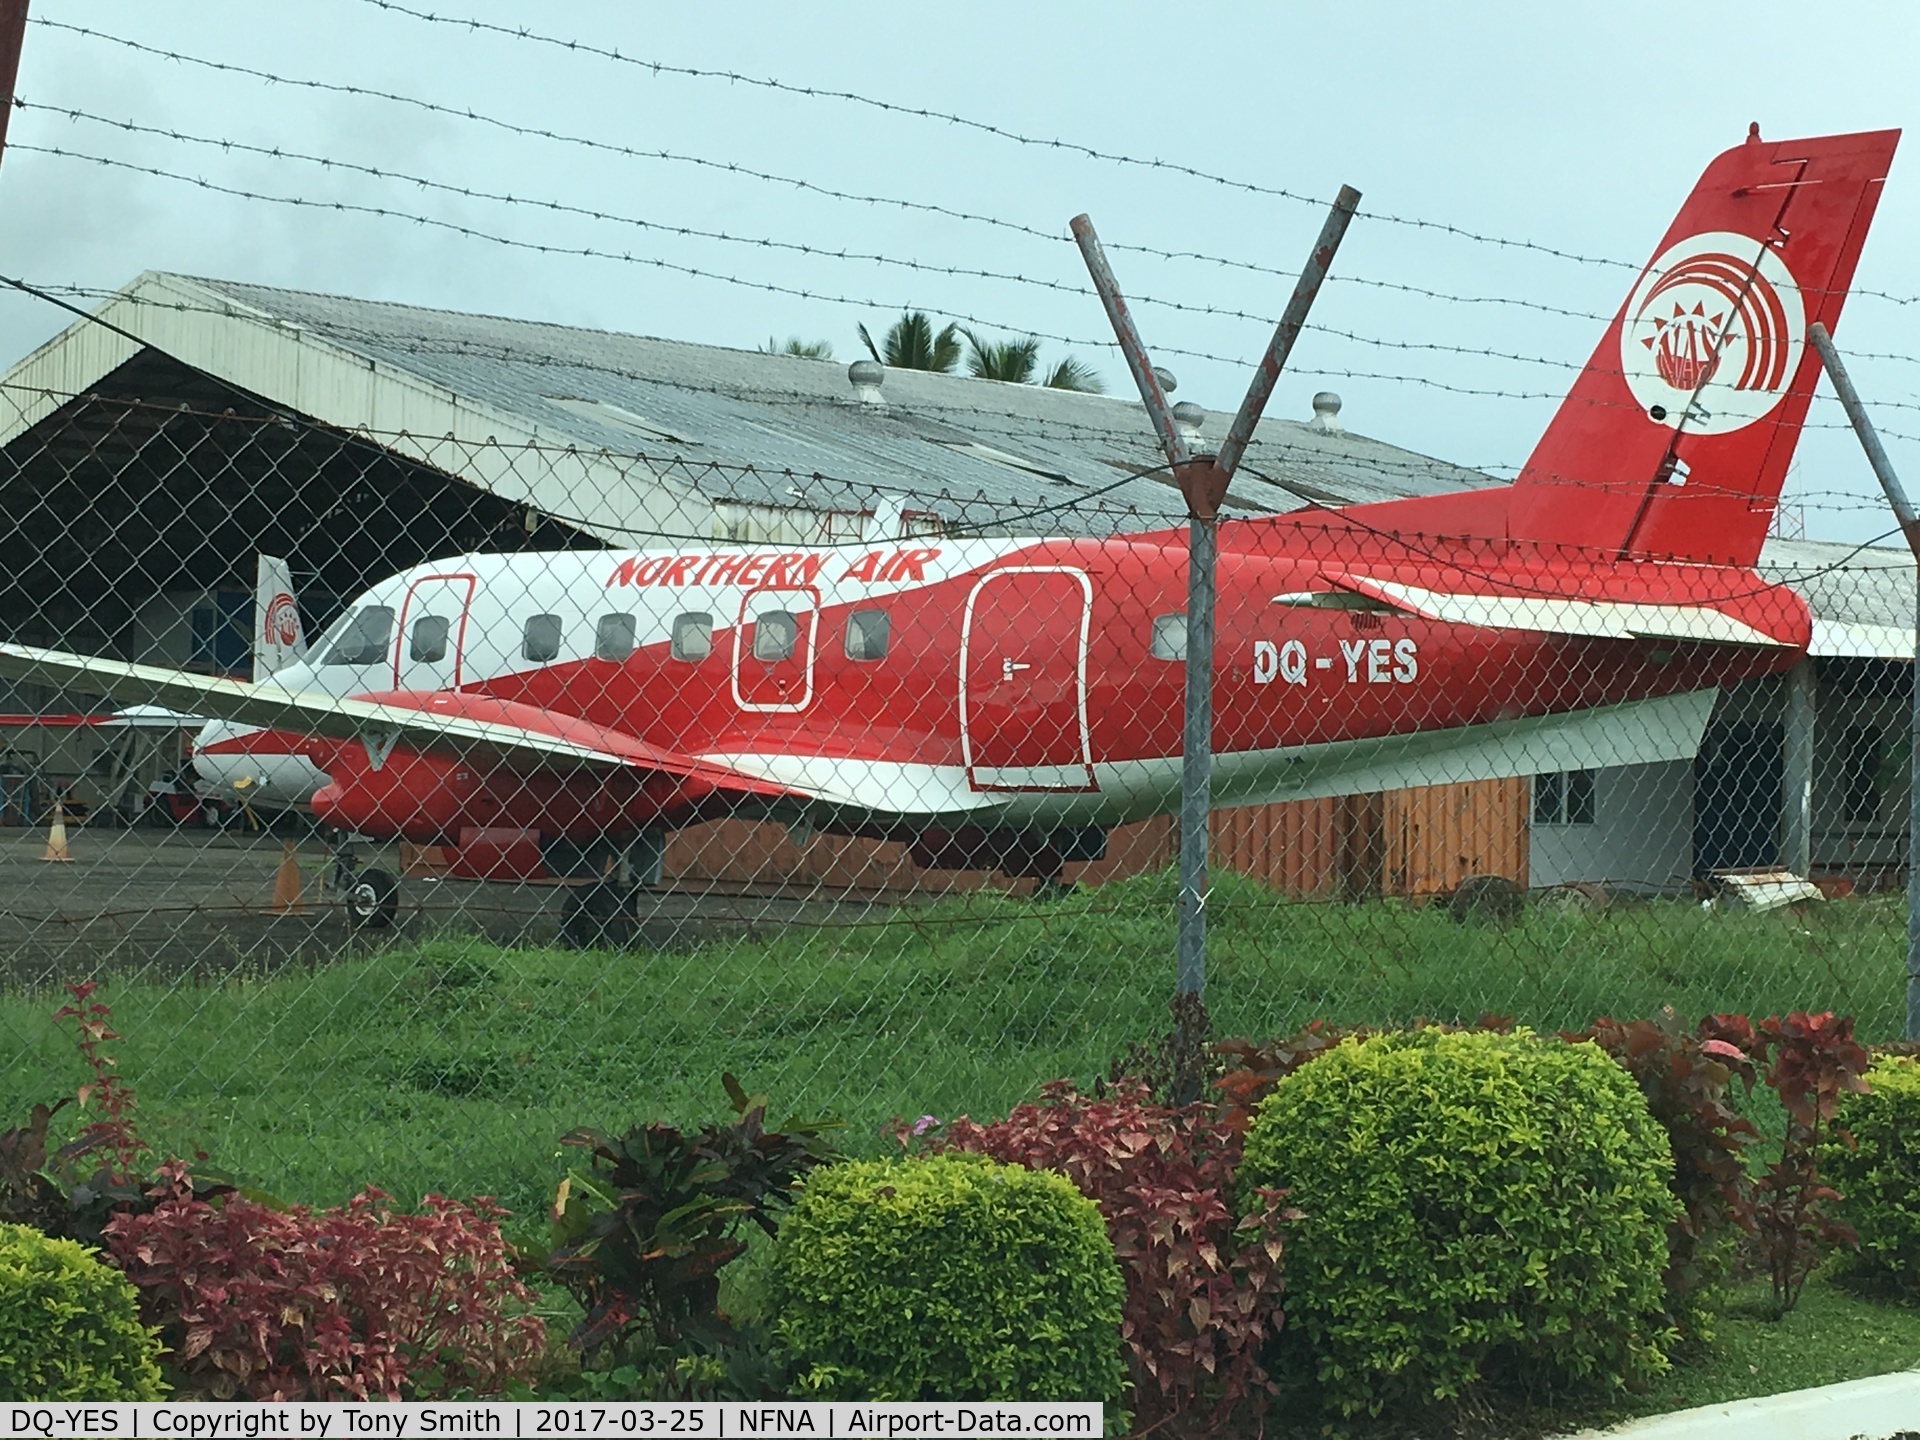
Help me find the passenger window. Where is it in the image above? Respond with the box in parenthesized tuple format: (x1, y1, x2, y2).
(671, 612, 713, 662)
(752, 610, 798, 662)
(595, 613, 637, 661)
(1150, 614, 1187, 661)
(322, 606, 394, 666)
(522, 613, 563, 663)
(409, 614, 450, 663)
(844, 608, 890, 661)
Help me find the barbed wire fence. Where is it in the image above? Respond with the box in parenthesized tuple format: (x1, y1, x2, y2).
(0, 6, 1912, 1226)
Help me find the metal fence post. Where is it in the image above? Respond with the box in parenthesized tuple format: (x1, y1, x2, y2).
(1808, 321, 1920, 1040)
(1074, 193, 1359, 1096)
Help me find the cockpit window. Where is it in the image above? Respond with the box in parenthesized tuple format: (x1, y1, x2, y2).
(320, 606, 395, 666)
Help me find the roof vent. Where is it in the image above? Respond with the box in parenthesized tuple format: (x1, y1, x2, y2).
(1171, 401, 1205, 444)
(1151, 366, 1177, 395)
(1309, 391, 1343, 433)
(848, 359, 886, 406)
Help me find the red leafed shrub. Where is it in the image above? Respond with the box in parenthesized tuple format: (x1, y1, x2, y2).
(1567, 1012, 1761, 1338)
(105, 1166, 545, 1399)
(1703, 1010, 1872, 1314)
(932, 1081, 1293, 1437)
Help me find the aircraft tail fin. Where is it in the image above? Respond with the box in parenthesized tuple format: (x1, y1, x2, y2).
(254, 556, 307, 679)
(1506, 126, 1898, 565)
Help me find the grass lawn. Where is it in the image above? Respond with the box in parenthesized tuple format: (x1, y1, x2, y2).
(5, 871, 1919, 1423)
(2, 870, 1907, 1223)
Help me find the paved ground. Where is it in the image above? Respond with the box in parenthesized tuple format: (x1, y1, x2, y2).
(0, 821, 892, 986)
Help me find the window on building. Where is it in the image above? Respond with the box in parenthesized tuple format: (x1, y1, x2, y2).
(1843, 725, 1885, 824)
(1150, 614, 1187, 661)
(320, 606, 395, 667)
(409, 614, 450, 663)
(522, 613, 563, 663)
(844, 609, 890, 661)
(670, 612, 713, 662)
(752, 610, 799, 662)
(595, 613, 637, 662)
(1533, 770, 1596, 826)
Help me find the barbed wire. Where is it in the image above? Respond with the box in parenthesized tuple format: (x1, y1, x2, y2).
(334, 0, 1695, 277)
(16, 173, 1920, 450)
(30, 20, 1920, 316)
(10, 102, 1629, 378)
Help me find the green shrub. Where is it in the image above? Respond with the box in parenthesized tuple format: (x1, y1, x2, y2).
(770, 1154, 1124, 1401)
(1828, 1054, 1920, 1289)
(0, 1222, 165, 1400)
(1240, 1028, 1679, 1418)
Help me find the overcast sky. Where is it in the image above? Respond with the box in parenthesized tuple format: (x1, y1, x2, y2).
(0, 0, 1914, 542)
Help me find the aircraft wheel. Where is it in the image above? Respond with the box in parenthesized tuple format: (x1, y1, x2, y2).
(345, 868, 399, 929)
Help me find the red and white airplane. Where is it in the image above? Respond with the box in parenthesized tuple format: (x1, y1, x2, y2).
(0, 126, 1898, 924)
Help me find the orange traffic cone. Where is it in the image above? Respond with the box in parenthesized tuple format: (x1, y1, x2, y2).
(40, 802, 72, 863)
(270, 839, 306, 913)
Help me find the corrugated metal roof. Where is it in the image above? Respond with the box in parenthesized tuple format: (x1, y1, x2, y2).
(1759, 537, 1917, 658)
(179, 274, 1499, 531)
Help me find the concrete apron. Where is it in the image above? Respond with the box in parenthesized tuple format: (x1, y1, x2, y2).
(1561, 1368, 1920, 1439)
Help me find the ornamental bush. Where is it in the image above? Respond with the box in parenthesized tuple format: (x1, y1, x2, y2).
(1240, 1028, 1679, 1419)
(1827, 1054, 1920, 1291)
(106, 1168, 545, 1400)
(0, 1222, 165, 1400)
(770, 1155, 1125, 1402)
(939, 1080, 1292, 1435)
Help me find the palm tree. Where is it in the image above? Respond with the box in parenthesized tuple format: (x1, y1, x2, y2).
(963, 327, 1103, 393)
(858, 312, 962, 373)
(962, 330, 1042, 384)
(762, 336, 834, 359)
(1041, 356, 1105, 393)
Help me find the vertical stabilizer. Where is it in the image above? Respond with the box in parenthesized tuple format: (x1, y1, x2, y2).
(254, 556, 306, 679)
(1507, 126, 1899, 564)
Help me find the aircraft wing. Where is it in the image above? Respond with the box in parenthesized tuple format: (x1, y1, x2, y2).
(0, 641, 796, 796)
(1316, 574, 1799, 647)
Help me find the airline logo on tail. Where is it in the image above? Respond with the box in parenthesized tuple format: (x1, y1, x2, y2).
(1620, 231, 1805, 434)
(254, 556, 307, 679)
(263, 592, 299, 648)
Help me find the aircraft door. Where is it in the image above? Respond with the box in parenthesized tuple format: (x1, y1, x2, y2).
(393, 574, 476, 691)
(961, 567, 1094, 791)
(732, 586, 819, 712)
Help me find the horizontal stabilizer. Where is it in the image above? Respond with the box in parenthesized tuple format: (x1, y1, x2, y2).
(1322, 574, 1788, 646)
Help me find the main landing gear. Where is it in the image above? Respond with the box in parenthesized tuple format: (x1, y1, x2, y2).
(328, 831, 399, 930)
(548, 831, 666, 950)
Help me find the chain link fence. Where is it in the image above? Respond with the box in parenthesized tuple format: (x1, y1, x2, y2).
(0, 310, 1913, 1224)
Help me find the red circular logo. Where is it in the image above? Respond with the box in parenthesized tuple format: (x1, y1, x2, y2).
(263, 592, 299, 646)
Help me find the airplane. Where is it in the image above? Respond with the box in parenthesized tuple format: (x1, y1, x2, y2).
(0, 125, 1898, 932)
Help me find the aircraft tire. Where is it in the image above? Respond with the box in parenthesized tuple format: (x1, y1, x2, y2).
(345, 868, 399, 929)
